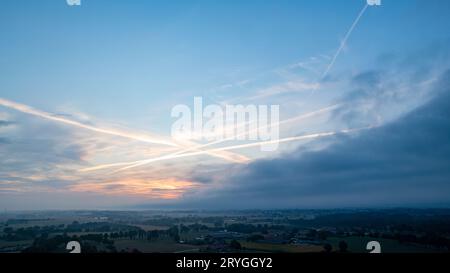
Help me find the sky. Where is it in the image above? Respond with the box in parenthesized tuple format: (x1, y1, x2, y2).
(1, 0, 450, 210)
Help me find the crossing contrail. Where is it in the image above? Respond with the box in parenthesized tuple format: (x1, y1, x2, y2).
(81, 125, 371, 173)
(161, 103, 341, 158)
(321, 3, 369, 80)
(80, 104, 341, 172)
(0, 98, 177, 147)
(113, 126, 372, 172)
(0, 97, 249, 163)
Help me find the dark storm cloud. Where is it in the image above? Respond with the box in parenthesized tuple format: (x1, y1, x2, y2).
(174, 70, 450, 209)
(331, 69, 388, 126)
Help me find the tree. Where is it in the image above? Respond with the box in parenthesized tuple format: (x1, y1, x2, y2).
(173, 233, 181, 243)
(180, 224, 190, 234)
(323, 243, 333, 253)
(246, 234, 264, 242)
(338, 241, 349, 253)
(3, 227, 13, 233)
(230, 240, 242, 250)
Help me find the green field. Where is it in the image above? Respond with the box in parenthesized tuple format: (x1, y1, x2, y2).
(114, 239, 200, 253)
(0, 240, 32, 248)
(327, 237, 439, 253)
(239, 241, 323, 253)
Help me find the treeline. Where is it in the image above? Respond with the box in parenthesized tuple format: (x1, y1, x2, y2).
(22, 234, 115, 253)
(1, 221, 138, 241)
(288, 211, 450, 232)
(142, 216, 225, 227)
(20, 226, 182, 253)
(370, 232, 450, 250)
(225, 223, 286, 234)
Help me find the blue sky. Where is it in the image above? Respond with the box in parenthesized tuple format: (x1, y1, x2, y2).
(1, 0, 450, 209)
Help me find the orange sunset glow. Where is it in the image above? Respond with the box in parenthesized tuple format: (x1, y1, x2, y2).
(69, 178, 198, 199)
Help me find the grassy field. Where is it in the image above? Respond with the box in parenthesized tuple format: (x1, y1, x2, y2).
(327, 236, 439, 253)
(0, 240, 32, 248)
(239, 241, 323, 253)
(114, 239, 200, 253)
(133, 224, 170, 231)
(0, 240, 33, 253)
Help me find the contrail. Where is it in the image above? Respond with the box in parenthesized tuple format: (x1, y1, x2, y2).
(82, 125, 372, 173)
(174, 138, 250, 163)
(114, 126, 372, 172)
(224, 3, 370, 101)
(321, 3, 369, 80)
(171, 103, 341, 156)
(0, 97, 248, 163)
(80, 104, 341, 172)
(0, 98, 177, 147)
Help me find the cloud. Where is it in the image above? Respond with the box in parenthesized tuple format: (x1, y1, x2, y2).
(330, 41, 450, 128)
(68, 178, 197, 199)
(0, 98, 178, 147)
(248, 80, 320, 100)
(0, 137, 10, 144)
(0, 112, 93, 196)
(167, 70, 450, 209)
(0, 120, 14, 127)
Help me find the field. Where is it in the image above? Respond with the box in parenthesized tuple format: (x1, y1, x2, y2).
(240, 241, 323, 253)
(2, 209, 450, 253)
(114, 239, 200, 253)
(327, 237, 439, 253)
(0, 240, 33, 253)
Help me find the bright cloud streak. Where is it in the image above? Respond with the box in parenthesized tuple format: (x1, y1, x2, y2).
(0, 97, 249, 164)
(0, 97, 177, 147)
(88, 126, 373, 173)
(174, 138, 250, 163)
(160, 104, 341, 159)
(80, 104, 341, 172)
